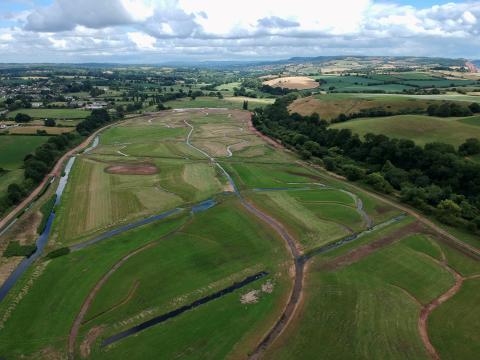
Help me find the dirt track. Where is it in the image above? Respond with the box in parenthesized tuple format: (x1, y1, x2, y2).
(68, 243, 156, 359)
(320, 222, 424, 271)
(105, 164, 158, 175)
(418, 268, 463, 360)
(297, 161, 480, 259)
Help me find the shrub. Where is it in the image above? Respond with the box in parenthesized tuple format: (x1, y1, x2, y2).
(46, 247, 70, 259)
(3, 241, 37, 257)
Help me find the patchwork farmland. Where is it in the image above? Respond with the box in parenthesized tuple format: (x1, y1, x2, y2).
(0, 108, 478, 360)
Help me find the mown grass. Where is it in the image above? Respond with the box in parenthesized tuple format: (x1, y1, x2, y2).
(0, 215, 188, 358)
(7, 108, 90, 119)
(429, 279, 480, 360)
(53, 157, 183, 244)
(81, 200, 289, 357)
(266, 235, 456, 360)
(165, 96, 273, 110)
(248, 190, 354, 250)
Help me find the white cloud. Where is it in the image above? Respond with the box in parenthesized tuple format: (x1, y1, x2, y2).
(128, 31, 156, 49)
(0, 0, 478, 62)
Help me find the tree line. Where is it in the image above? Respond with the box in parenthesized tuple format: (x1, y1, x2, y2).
(252, 95, 480, 234)
(0, 109, 114, 217)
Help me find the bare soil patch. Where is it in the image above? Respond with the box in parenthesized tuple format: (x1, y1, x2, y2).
(320, 222, 424, 271)
(105, 163, 158, 175)
(418, 266, 464, 360)
(68, 243, 156, 358)
(263, 76, 320, 90)
(241, 290, 260, 304)
(80, 326, 104, 358)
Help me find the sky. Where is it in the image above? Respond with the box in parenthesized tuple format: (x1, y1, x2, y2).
(0, 0, 479, 63)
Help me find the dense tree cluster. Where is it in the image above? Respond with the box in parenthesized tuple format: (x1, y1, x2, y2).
(252, 95, 480, 233)
(14, 113, 32, 123)
(427, 102, 478, 117)
(76, 108, 111, 136)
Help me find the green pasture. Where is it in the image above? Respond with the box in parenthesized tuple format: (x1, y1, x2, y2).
(0, 215, 188, 358)
(0, 135, 49, 169)
(7, 108, 90, 119)
(83, 200, 289, 358)
(266, 234, 456, 359)
(164, 96, 273, 110)
(429, 279, 480, 360)
(331, 115, 480, 147)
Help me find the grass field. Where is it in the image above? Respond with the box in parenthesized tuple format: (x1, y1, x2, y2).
(0, 215, 189, 358)
(5, 125, 75, 135)
(7, 108, 91, 119)
(165, 96, 273, 110)
(289, 93, 442, 120)
(2, 107, 477, 360)
(331, 114, 480, 147)
(429, 279, 480, 360)
(0, 135, 49, 195)
(0, 135, 49, 169)
(266, 232, 455, 360)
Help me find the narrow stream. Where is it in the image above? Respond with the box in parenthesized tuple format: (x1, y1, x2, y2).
(302, 213, 407, 261)
(70, 208, 183, 251)
(101, 271, 268, 347)
(83, 136, 99, 154)
(0, 157, 77, 303)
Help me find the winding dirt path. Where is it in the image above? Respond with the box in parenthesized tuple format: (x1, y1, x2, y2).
(418, 259, 465, 360)
(183, 115, 305, 360)
(67, 243, 155, 359)
(296, 161, 480, 260)
(242, 203, 303, 360)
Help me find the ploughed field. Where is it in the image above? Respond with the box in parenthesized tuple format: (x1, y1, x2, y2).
(0, 108, 478, 359)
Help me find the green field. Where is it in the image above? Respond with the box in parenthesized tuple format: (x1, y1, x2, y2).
(1, 107, 478, 360)
(0, 135, 49, 195)
(7, 108, 91, 119)
(331, 114, 480, 147)
(266, 232, 456, 360)
(0, 135, 49, 169)
(429, 279, 480, 360)
(165, 96, 274, 110)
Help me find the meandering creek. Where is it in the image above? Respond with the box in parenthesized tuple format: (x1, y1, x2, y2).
(0, 157, 76, 303)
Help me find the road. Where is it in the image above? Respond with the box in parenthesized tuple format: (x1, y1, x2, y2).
(0, 121, 121, 233)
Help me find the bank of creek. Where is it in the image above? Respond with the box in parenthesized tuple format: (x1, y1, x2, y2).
(0, 157, 77, 303)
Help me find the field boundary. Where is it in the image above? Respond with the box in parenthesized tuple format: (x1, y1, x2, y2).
(0, 118, 131, 235)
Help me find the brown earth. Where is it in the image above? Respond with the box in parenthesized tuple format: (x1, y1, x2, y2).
(263, 76, 320, 90)
(80, 326, 104, 359)
(418, 262, 464, 360)
(247, 114, 283, 149)
(68, 243, 156, 359)
(319, 221, 424, 271)
(105, 164, 158, 175)
(288, 96, 434, 120)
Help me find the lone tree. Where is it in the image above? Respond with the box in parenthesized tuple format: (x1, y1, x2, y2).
(243, 100, 249, 110)
(14, 113, 32, 123)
